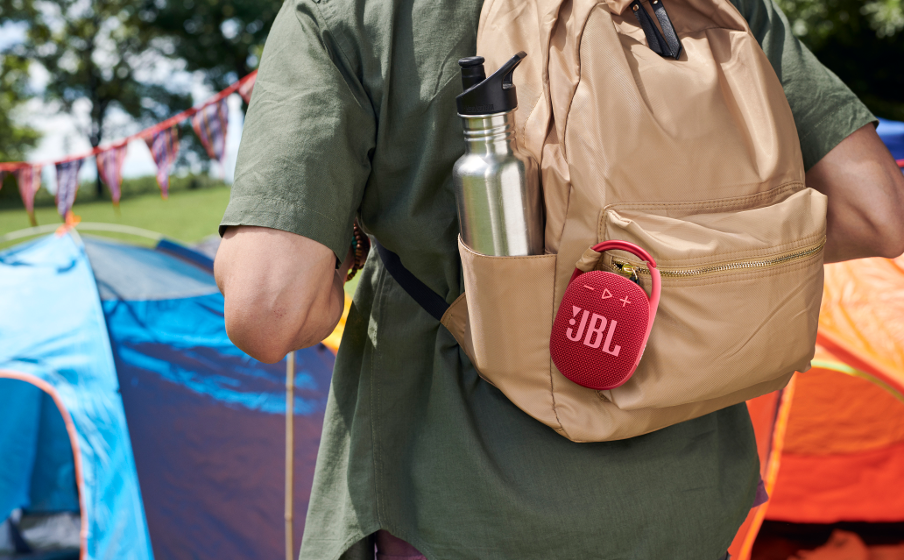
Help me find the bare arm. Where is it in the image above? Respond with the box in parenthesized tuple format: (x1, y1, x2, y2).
(807, 124, 904, 263)
(215, 226, 352, 364)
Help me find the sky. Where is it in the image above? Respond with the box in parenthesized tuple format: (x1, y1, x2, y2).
(0, 21, 243, 193)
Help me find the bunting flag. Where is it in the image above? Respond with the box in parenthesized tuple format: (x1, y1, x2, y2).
(55, 159, 82, 218)
(237, 73, 256, 104)
(145, 126, 180, 198)
(96, 145, 128, 205)
(14, 165, 42, 226)
(191, 99, 229, 163)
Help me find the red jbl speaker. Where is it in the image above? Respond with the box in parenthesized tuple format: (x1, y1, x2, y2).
(550, 241, 661, 390)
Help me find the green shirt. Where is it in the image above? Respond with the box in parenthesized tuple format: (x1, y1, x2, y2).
(220, 0, 873, 558)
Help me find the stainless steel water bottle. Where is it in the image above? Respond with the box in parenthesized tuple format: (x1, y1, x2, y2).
(453, 52, 543, 256)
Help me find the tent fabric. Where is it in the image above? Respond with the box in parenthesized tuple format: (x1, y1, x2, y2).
(761, 256, 904, 525)
(28, 388, 80, 514)
(84, 235, 334, 560)
(766, 355, 904, 523)
(0, 234, 154, 560)
(84, 236, 219, 301)
(729, 256, 904, 559)
(1, 232, 336, 559)
(728, 382, 797, 560)
(0, 379, 79, 517)
(816, 257, 904, 397)
(0, 380, 44, 521)
(877, 118, 904, 162)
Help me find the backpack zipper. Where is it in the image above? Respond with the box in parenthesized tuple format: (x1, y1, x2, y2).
(611, 237, 826, 279)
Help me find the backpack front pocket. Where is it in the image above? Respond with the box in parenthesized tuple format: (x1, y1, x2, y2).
(597, 187, 827, 410)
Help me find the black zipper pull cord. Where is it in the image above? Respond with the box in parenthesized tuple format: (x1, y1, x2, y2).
(650, 0, 683, 59)
(630, 0, 682, 60)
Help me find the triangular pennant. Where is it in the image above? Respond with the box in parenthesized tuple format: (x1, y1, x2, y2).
(55, 159, 83, 218)
(14, 165, 42, 226)
(572, 305, 581, 317)
(237, 72, 256, 104)
(191, 99, 229, 163)
(145, 126, 180, 198)
(601, 288, 613, 299)
(96, 145, 128, 205)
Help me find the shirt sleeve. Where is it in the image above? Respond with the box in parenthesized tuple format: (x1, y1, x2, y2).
(219, 0, 376, 261)
(730, 0, 876, 170)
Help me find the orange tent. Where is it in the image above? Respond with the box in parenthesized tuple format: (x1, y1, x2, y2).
(731, 257, 904, 559)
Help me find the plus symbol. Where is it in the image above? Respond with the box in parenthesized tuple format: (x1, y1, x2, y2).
(620, 295, 631, 307)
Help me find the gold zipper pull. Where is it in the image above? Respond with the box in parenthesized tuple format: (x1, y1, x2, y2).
(616, 263, 641, 285)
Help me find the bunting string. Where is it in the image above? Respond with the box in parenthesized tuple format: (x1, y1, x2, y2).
(0, 70, 257, 222)
(237, 73, 256, 104)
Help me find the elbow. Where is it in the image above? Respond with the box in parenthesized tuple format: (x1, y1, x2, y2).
(839, 190, 904, 260)
(875, 170, 904, 258)
(875, 229, 904, 259)
(223, 293, 342, 364)
(215, 238, 343, 361)
(865, 201, 904, 259)
(224, 307, 293, 364)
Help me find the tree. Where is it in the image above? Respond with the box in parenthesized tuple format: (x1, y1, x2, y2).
(1, 0, 193, 197)
(143, 0, 282, 91)
(0, 55, 41, 163)
(777, 0, 904, 120)
(0, 55, 42, 206)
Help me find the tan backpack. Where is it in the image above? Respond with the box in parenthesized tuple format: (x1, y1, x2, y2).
(381, 0, 827, 442)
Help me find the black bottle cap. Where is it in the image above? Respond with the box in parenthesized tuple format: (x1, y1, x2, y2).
(456, 52, 526, 116)
(459, 56, 486, 91)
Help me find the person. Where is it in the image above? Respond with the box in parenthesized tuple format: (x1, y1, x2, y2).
(213, 0, 904, 557)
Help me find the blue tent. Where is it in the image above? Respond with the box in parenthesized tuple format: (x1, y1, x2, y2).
(877, 118, 904, 162)
(0, 231, 334, 559)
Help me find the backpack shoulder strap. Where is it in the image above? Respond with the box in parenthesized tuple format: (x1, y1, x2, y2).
(374, 240, 450, 321)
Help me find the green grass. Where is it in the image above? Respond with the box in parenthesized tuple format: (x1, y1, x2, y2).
(0, 180, 361, 296)
(0, 184, 232, 248)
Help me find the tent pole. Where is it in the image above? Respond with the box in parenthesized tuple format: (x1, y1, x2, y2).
(286, 351, 295, 560)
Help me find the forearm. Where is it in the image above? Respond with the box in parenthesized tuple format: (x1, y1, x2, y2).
(215, 226, 350, 363)
(806, 124, 904, 263)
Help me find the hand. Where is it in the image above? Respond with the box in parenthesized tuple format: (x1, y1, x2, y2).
(806, 124, 904, 263)
(215, 226, 348, 363)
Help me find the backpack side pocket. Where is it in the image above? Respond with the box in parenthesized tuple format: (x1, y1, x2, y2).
(452, 238, 563, 432)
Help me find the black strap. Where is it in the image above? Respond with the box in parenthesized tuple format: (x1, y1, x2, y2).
(651, 0, 683, 59)
(374, 240, 450, 322)
(631, 0, 682, 60)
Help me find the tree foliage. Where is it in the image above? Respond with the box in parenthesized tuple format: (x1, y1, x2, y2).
(0, 0, 196, 196)
(777, 0, 904, 120)
(142, 0, 282, 92)
(0, 55, 42, 204)
(0, 0, 281, 196)
(0, 55, 41, 162)
(1, 0, 194, 146)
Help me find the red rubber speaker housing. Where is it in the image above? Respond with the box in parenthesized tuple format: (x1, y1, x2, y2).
(550, 241, 661, 390)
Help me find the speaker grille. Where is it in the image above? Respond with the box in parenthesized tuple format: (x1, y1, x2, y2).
(551, 271, 650, 390)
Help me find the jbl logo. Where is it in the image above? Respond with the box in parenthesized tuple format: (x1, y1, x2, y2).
(565, 305, 621, 357)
